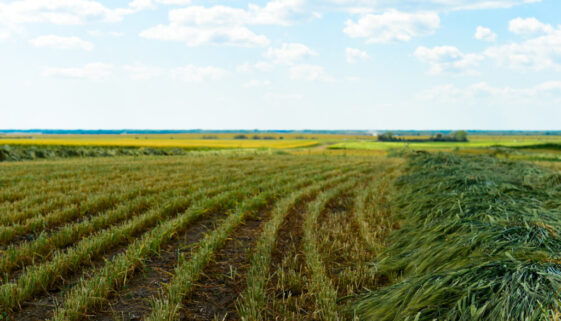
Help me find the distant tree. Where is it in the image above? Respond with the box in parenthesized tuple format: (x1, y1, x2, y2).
(453, 130, 468, 142)
(234, 134, 248, 140)
(378, 131, 397, 142)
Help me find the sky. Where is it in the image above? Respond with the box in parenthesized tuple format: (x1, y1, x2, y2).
(1, 0, 560, 130)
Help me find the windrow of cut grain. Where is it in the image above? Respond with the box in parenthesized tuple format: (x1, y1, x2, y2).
(356, 152, 561, 321)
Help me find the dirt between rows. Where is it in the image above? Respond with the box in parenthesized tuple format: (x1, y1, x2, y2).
(7, 244, 130, 321)
(3, 202, 154, 279)
(6, 211, 225, 321)
(317, 193, 355, 284)
(86, 213, 221, 321)
(264, 195, 313, 320)
(179, 206, 272, 321)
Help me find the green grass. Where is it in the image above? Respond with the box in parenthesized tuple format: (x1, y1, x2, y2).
(329, 136, 561, 151)
(355, 152, 561, 321)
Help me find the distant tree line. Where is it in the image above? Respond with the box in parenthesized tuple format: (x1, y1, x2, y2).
(378, 131, 468, 142)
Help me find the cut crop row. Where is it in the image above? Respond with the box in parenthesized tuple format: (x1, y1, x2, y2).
(49, 162, 352, 321)
(237, 165, 375, 321)
(0, 159, 338, 311)
(143, 165, 372, 321)
(0, 157, 334, 276)
(0, 156, 278, 226)
(0, 156, 311, 244)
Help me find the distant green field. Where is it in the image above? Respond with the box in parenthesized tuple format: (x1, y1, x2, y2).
(329, 136, 561, 151)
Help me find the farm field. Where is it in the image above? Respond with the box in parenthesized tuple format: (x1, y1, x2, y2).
(0, 137, 319, 150)
(2, 147, 561, 320)
(329, 135, 561, 151)
(0, 153, 401, 320)
(3, 134, 561, 156)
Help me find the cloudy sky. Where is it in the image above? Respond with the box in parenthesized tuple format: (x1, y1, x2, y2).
(1, 0, 560, 130)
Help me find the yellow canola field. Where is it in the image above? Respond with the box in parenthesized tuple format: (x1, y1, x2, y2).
(0, 138, 319, 149)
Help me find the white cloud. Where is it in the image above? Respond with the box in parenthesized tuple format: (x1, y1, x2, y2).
(88, 30, 124, 37)
(123, 63, 164, 80)
(414, 46, 484, 75)
(140, 25, 269, 47)
(474, 26, 497, 42)
(169, 6, 248, 26)
(236, 61, 275, 73)
(419, 81, 561, 103)
(140, 0, 310, 47)
(346, 47, 369, 63)
(41, 62, 113, 80)
(485, 27, 561, 71)
(264, 92, 302, 100)
(344, 10, 440, 43)
(509, 17, 554, 35)
(166, 0, 307, 27)
(334, 0, 542, 11)
(171, 65, 227, 82)
(30, 35, 94, 50)
(156, 0, 192, 4)
(255, 61, 275, 72)
(450, 0, 542, 11)
(264, 43, 317, 65)
(290, 64, 334, 82)
(248, 0, 307, 25)
(236, 63, 252, 73)
(167, 2, 308, 26)
(129, 0, 155, 11)
(0, 0, 151, 28)
(243, 79, 272, 88)
(0, 30, 10, 40)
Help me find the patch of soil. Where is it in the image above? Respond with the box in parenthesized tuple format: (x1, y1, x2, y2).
(86, 214, 220, 321)
(264, 195, 315, 320)
(6, 211, 221, 321)
(179, 208, 272, 321)
(270, 195, 315, 269)
(318, 193, 355, 280)
(6, 246, 129, 321)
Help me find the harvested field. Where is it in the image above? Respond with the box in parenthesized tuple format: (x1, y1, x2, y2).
(5, 150, 560, 321)
(0, 154, 400, 321)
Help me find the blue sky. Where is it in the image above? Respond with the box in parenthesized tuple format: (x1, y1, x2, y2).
(1, 0, 560, 130)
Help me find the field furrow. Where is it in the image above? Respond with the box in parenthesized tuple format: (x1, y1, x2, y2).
(263, 170, 380, 321)
(68, 164, 346, 321)
(50, 162, 336, 321)
(177, 166, 368, 321)
(142, 164, 374, 321)
(237, 165, 376, 321)
(0, 157, 294, 224)
(0, 159, 303, 276)
(0, 153, 409, 321)
(1, 161, 328, 314)
(299, 180, 362, 321)
(0, 158, 286, 243)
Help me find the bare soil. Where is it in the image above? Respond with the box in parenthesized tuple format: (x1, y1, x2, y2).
(86, 213, 221, 321)
(6, 211, 222, 321)
(265, 196, 314, 320)
(179, 209, 271, 321)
